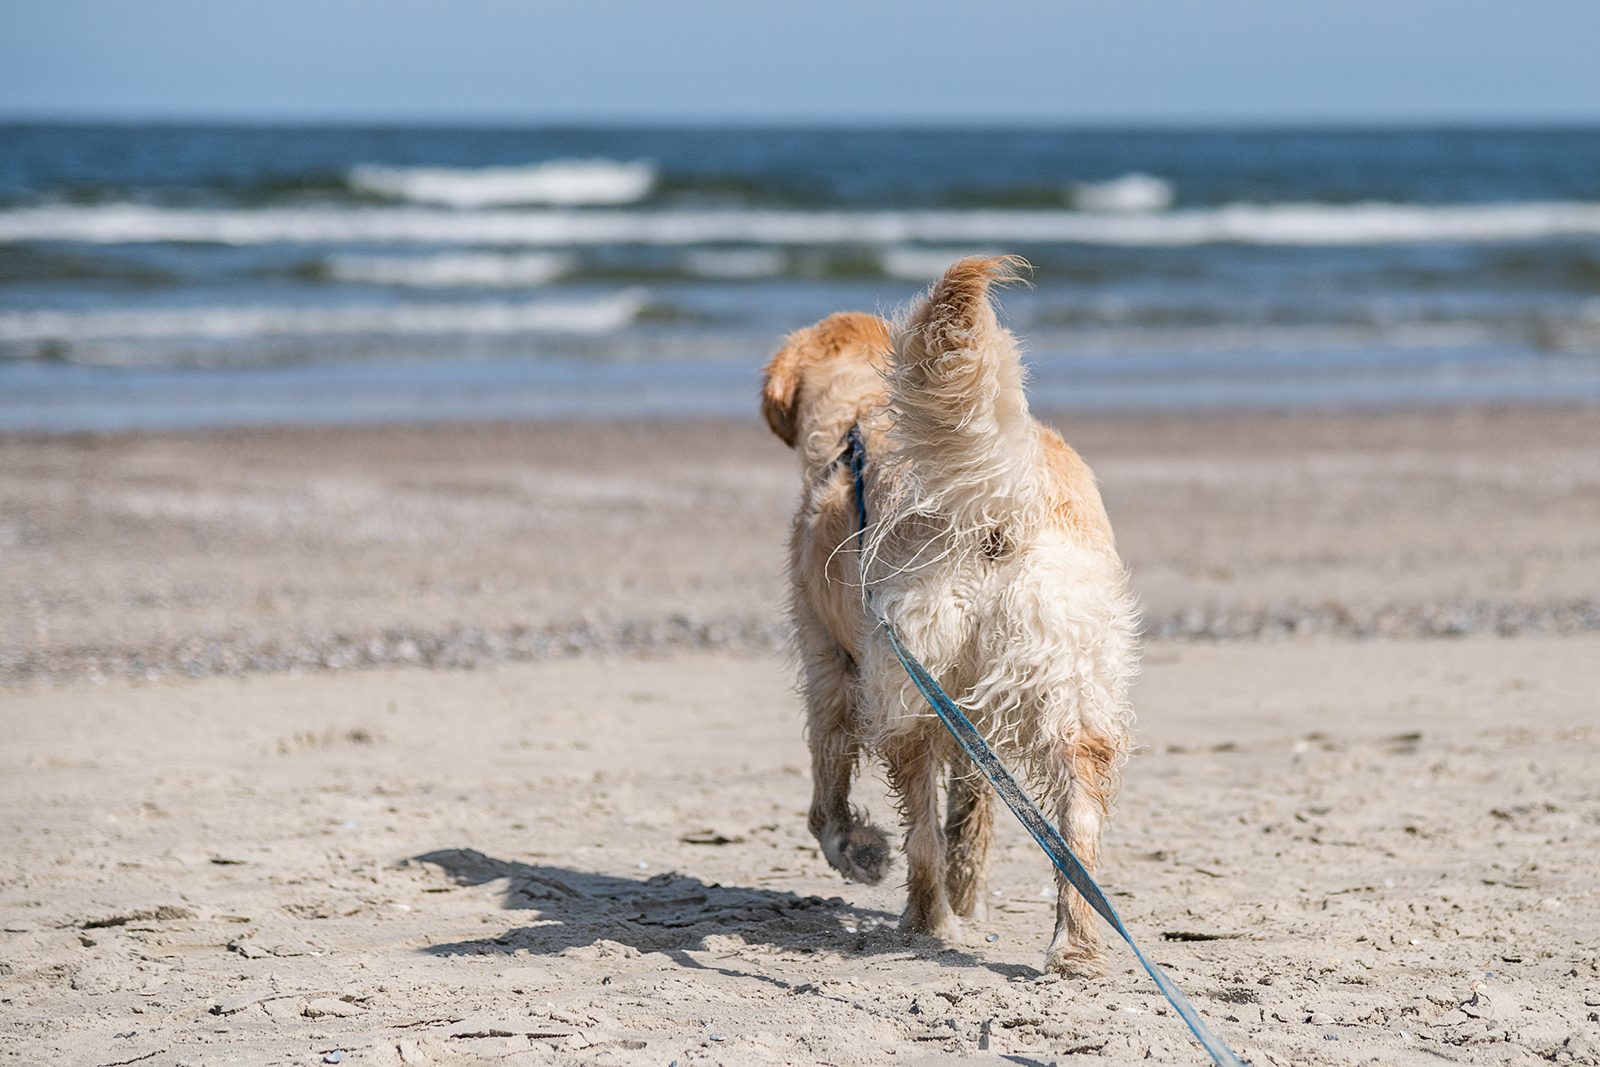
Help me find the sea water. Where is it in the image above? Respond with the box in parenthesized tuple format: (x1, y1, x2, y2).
(3, 124, 1599, 431)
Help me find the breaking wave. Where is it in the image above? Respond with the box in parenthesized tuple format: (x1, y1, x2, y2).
(8, 200, 1600, 247)
(1069, 173, 1175, 214)
(326, 251, 571, 287)
(347, 159, 655, 207)
(0, 290, 647, 344)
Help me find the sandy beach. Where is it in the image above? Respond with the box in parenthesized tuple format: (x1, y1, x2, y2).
(6, 405, 1599, 684)
(4, 405, 1600, 1066)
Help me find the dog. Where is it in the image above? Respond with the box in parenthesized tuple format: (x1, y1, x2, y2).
(760, 256, 1137, 975)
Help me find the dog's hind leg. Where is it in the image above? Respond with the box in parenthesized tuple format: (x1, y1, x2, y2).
(886, 735, 961, 939)
(804, 644, 890, 885)
(1044, 743, 1114, 976)
(943, 763, 993, 920)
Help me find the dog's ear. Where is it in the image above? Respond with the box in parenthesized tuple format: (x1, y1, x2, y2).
(763, 314, 892, 447)
(761, 330, 810, 448)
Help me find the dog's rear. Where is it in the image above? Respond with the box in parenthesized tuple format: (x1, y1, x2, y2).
(764, 257, 1136, 975)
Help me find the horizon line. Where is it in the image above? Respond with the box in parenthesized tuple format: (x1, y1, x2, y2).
(6, 111, 1600, 131)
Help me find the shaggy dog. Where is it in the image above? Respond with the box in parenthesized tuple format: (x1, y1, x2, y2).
(760, 257, 1137, 975)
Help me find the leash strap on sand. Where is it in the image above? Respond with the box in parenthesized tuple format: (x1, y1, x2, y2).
(844, 426, 1246, 1067)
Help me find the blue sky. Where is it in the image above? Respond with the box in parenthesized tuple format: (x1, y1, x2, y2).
(3, 0, 1599, 124)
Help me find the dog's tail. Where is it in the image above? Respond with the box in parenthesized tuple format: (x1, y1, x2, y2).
(883, 256, 1040, 532)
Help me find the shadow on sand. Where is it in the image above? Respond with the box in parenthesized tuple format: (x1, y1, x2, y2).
(411, 848, 1040, 982)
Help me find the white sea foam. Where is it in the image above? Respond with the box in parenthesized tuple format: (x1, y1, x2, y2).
(348, 159, 655, 207)
(0, 291, 647, 343)
(1070, 173, 1175, 214)
(9, 201, 1600, 247)
(327, 251, 570, 287)
(881, 247, 1002, 280)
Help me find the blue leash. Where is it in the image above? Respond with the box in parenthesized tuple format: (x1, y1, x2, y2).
(845, 426, 1246, 1067)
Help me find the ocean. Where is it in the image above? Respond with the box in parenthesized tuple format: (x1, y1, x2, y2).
(3, 124, 1600, 431)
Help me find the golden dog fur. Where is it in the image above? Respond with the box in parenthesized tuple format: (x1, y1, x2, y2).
(761, 257, 1138, 975)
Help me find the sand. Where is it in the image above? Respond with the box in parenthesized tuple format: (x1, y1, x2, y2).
(5, 406, 1600, 683)
(3, 405, 1600, 1066)
(5, 640, 1600, 1067)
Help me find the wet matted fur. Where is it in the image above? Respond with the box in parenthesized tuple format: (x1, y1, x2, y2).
(761, 257, 1138, 975)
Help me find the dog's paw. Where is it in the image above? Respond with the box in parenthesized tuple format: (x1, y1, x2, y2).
(838, 826, 891, 885)
(946, 881, 989, 921)
(1044, 941, 1109, 978)
(901, 908, 962, 943)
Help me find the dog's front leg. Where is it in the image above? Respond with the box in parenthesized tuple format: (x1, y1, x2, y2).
(885, 736, 960, 940)
(804, 645, 890, 885)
